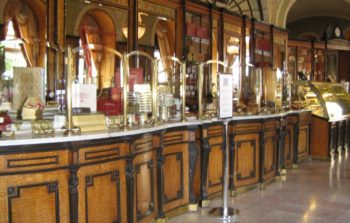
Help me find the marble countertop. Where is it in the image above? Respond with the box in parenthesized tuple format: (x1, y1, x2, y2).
(0, 110, 311, 147)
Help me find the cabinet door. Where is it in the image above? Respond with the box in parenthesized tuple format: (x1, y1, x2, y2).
(0, 150, 70, 223)
(298, 124, 309, 159)
(263, 130, 277, 180)
(132, 135, 158, 223)
(77, 143, 129, 223)
(207, 125, 223, 195)
(284, 124, 294, 165)
(234, 133, 260, 187)
(162, 131, 190, 212)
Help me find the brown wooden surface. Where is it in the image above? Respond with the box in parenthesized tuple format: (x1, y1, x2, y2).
(311, 116, 330, 158)
(0, 150, 70, 223)
(263, 128, 277, 180)
(207, 125, 223, 195)
(232, 122, 261, 188)
(132, 135, 158, 223)
(284, 123, 295, 165)
(77, 143, 129, 223)
(298, 124, 310, 160)
(162, 131, 190, 212)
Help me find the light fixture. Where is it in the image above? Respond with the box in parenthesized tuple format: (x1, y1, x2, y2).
(122, 13, 146, 39)
(226, 36, 239, 55)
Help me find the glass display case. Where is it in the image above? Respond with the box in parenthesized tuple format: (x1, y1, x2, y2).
(292, 81, 350, 121)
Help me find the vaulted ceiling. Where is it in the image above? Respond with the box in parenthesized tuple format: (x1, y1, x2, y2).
(287, 0, 350, 24)
(202, 0, 264, 21)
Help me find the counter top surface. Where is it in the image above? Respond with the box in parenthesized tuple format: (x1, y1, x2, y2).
(0, 110, 310, 147)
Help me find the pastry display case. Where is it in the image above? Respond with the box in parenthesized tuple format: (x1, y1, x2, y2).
(292, 80, 350, 121)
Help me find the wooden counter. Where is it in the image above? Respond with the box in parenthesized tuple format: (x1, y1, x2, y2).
(0, 110, 311, 223)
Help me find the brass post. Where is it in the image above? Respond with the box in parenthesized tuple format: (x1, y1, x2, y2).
(198, 63, 204, 119)
(152, 59, 158, 123)
(64, 47, 73, 135)
(182, 63, 187, 121)
(123, 53, 129, 127)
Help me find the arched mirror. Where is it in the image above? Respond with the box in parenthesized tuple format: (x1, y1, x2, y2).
(0, 0, 46, 118)
(65, 0, 128, 120)
(137, 1, 179, 122)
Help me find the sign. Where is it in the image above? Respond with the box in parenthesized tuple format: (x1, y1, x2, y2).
(219, 74, 233, 119)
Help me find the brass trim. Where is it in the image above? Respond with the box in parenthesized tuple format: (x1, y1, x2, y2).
(152, 59, 158, 123)
(281, 175, 287, 182)
(154, 218, 168, 223)
(182, 63, 187, 121)
(188, 203, 198, 212)
(198, 64, 204, 119)
(138, 0, 176, 19)
(123, 53, 128, 127)
(165, 205, 189, 219)
(281, 168, 287, 175)
(64, 47, 74, 136)
(200, 199, 210, 207)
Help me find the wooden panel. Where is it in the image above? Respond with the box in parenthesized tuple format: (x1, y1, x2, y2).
(0, 170, 69, 223)
(164, 131, 188, 146)
(133, 151, 157, 223)
(162, 142, 189, 212)
(298, 125, 309, 160)
(232, 123, 262, 134)
(208, 125, 223, 137)
(132, 134, 155, 154)
(284, 124, 294, 165)
(311, 117, 330, 158)
(207, 142, 223, 195)
(207, 125, 224, 195)
(79, 143, 129, 165)
(77, 159, 127, 223)
(264, 131, 277, 180)
(234, 133, 260, 187)
(299, 112, 311, 125)
(0, 150, 69, 173)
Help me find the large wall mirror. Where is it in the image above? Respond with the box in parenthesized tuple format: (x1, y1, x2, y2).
(0, 0, 46, 112)
(65, 0, 129, 89)
(136, 0, 177, 89)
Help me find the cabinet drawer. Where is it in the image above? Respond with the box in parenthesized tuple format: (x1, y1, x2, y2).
(232, 122, 262, 134)
(0, 150, 69, 173)
(79, 143, 129, 165)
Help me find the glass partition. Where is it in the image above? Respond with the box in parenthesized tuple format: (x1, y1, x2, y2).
(125, 51, 156, 127)
(156, 56, 186, 122)
(66, 44, 124, 132)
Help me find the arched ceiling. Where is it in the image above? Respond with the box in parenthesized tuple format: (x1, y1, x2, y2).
(287, 0, 350, 24)
(202, 0, 264, 21)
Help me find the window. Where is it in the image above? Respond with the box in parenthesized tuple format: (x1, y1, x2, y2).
(3, 20, 27, 79)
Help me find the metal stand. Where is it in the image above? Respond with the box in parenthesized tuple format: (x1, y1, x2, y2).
(209, 119, 239, 221)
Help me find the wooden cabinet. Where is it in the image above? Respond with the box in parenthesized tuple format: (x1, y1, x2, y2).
(206, 125, 224, 195)
(194, 123, 224, 205)
(230, 122, 261, 189)
(76, 142, 129, 223)
(131, 134, 158, 223)
(297, 112, 311, 161)
(161, 130, 192, 213)
(284, 116, 297, 165)
(0, 149, 70, 223)
(262, 120, 279, 181)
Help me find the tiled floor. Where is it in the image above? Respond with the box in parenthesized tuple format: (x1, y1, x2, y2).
(169, 152, 350, 223)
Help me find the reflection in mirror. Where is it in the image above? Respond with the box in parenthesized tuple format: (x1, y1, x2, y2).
(65, 0, 128, 87)
(0, 0, 46, 121)
(137, 2, 179, 122)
